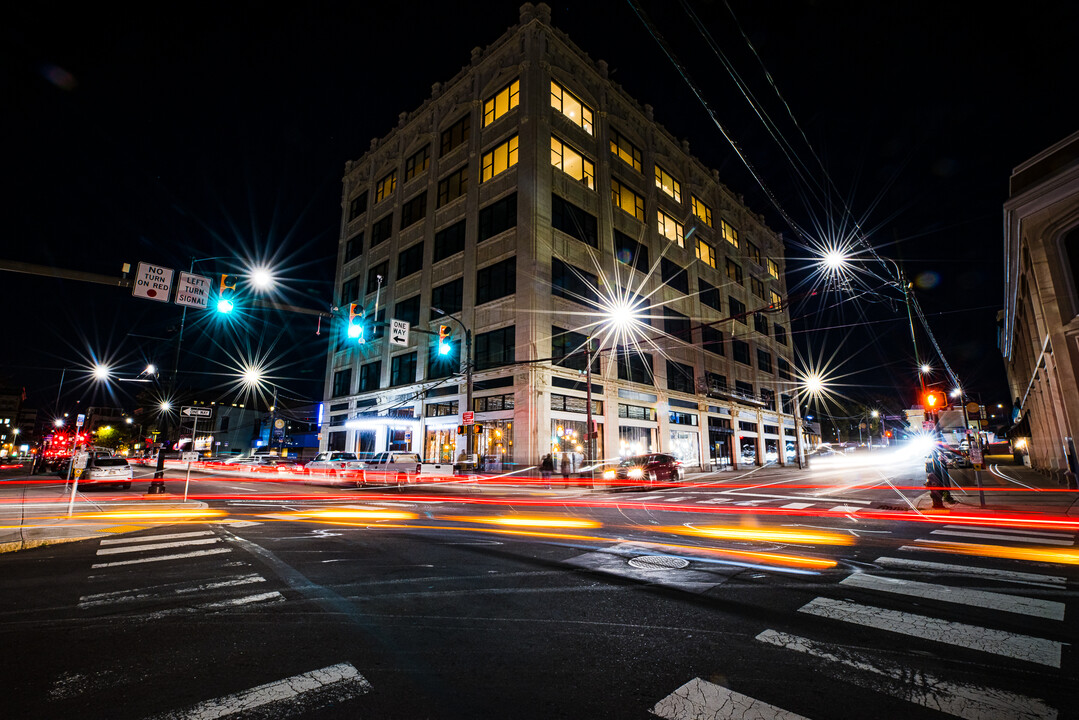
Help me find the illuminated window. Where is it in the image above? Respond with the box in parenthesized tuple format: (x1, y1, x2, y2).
(767, 259, 779, 279)
(691, 196, 712, 227)
(483, 79, 520, 127)
(481, 135, 519, 182)
(655, 165, 681, 203)
(550, 80, 593, 135)
(746, 241, 761, 265)
(610, 129, 642, 172)
(405, 145, 430, 181)
(375, 171, 397, 202)
(769, 290, 783, 308)
(611, 178, 645, 221)
(440, 114, 470, 155)
(720, 219, 738, 248)
(550, 136, 594, 189)
(657, 209, 684, 247)
(695, 239, 716, 268)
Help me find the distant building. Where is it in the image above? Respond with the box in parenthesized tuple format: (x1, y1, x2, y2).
(1001, 129, 1079, 483)
(321, 3, 802, 471)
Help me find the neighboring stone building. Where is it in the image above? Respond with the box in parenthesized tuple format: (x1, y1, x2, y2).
(1001, 129, 1079, 483)
(320, 3, 802, 472)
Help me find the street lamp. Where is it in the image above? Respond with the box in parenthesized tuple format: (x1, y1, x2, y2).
(92, 364, 111, 382)
(249, 265, 275, 291)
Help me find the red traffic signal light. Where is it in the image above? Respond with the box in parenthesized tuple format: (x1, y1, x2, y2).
(457, 425, 465, 435)
(923, 390, 948, 411)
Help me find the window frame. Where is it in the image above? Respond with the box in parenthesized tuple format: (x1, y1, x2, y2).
(609, 128, 642, 172)
(657, 209, 684, 247)
(611, 178, 645, 221)
(404, 145, 430, 182)
(375, 171, 397, 203)
(437, 165, 468, 207)
(483, 78, 520, 127)
(481, 135, 519, 183)
(654, 164, 682, 203)
(550, 135, 595, 189)
(721, 219, 739, 248)
(550, 80, 594, 135)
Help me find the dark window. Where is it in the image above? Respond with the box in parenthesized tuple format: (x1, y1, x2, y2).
(345, 233, 363, 262)
(699, 278, 721, 312)
(475, 326, 515, 370)
(358, 361, 381, 392)
(729, 296, 747, 323)
(733, 339, 751, 365)
(405, 145, 430, 181)
(552, 257, 598, 307)
(437, 165, 468, 207)
(726, 258, 743, 285)
(666, 359, 694, 394)
(735, 381, 754, 398)
(390, 352, 417, 386)
(394, 295, 420, 327)
(426, 401, 459, 417)
(397, 242, 424, 279)
(706, 372, 727, 393)
(757, 349, 773, 374)
(430, 278, 463, 318)
(614, 230, 649, 273)
(618, 404, 656, 421)
(778, 357, 793, 381)
(427, 337, 461, 380)
(400, 192, 427, 230)
(440, 114, 471, 155)
(476, 257, 516, 305)
(340, 276, 361, 304)
(617, 348, 654, 385)
(746, 241, 761, 265)
(760, 388, 775, 411)
(663, 308, 691, 341)
(332, 368, 352, 397)
(754, 313, 769, 335)
(367, 262, 388, 295)
(433, 220, 466, 262)
(775, 324, 788, 346)
(478, 193, 517, 242)
(750, 276, 766, 299)
(371, 214, 393, 247)
(476, 394, 516, 412)
(551, 194, 598, 247)
(702, 325, 724, 355)
(348, 192, 368, 221)
(552, 326, 598, 373)
(661, 258, 689, 294)
(669, 411, 698, 426)
(781, 394, 795, 415)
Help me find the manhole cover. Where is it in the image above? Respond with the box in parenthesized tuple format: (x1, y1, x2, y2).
(628, 555, 689, 570)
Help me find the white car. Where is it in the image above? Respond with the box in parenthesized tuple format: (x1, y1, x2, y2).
(362, 452, 422, 488)
(75, 455, 133, 489)
(304, 452, 366, 486)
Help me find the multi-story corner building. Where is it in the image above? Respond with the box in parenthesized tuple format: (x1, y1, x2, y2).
(1001, 129, 1079, 483)
(320, 3, 802, 472)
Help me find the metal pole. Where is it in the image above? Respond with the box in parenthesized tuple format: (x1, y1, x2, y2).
(465, 329, 473, 469)
(66, 417, 84, 518)
(184, 416, 196, 502)
(585, 338, 594, 488)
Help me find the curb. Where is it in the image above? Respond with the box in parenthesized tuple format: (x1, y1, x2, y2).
(0, 536, 98, 555)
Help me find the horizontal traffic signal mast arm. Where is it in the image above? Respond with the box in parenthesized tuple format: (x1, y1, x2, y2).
(0, 259, 133, 287)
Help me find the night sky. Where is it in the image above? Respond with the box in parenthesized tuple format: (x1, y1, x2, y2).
(4, 1, 1077, 423)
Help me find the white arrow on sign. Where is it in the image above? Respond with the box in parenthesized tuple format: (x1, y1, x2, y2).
(181, 406, 213, 418)
(389, 319, 410, 347)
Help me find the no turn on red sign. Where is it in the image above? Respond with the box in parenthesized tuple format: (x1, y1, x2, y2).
(132, 262, 174, 302)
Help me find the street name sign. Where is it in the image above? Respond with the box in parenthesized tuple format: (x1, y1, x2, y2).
(463, 411, 475, 425)
(390, 319, 410, 347)
(174, 271, 212, 309)
(181, 452, 198, 462)
(132, 262, 174, 302)
(181, 406, 213, 418)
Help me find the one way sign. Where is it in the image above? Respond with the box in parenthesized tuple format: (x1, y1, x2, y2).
(181, 406, 213, 418)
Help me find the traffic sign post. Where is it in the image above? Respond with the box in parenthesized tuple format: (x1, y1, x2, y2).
(66, 413, 86, 517)
(179, 407, 211, 502)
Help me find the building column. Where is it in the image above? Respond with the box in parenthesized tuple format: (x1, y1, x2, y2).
(756, 408, 766, 465)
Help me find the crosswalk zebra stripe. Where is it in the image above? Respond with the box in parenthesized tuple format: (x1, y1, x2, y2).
(780, 502, 814, 509)
(840, 573, 1065, 620)
(652, 677, 809, 720)
(873, 557, 1066, 586)
(939, 525, 1075, 540)
(96, 537, 221, 555)
(755, 629, 1057, 720)
(828, 505, 862, 513)
(798, 596, 1062, 668)
(99, 531, 215, 546)
(929, 529, 1073, 546)
(78, 574, 267, 609)
(91, 548, 232, 568)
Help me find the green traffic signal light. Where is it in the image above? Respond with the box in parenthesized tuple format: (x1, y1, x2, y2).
(217, 274, 238, 314)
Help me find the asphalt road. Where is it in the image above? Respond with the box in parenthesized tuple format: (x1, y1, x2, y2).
(1, 453, 1076, 719)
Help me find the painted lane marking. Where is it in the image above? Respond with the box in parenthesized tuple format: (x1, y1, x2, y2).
(755, 629, 1057, 720)
(96, 537, 221, 555)
(652, 677, 809, 720)
(780, 502, 815, 510)
(91, 548, 232, 568)
(78, 574, 267, 609)
(99, 530, 214, 546)
(828, 505, 862, 513)
(144, 591, 285, 619)
(874, 556, 1066, 586)
(711, 490, 872, 504)
(939, 525, 1075, 540)
(661, 496, 691, 502)
(928, 530, 1073, 546)
(840, 573, 1065, 620)
(149, 662, 370, 719)
(798, 597, 1062, 668)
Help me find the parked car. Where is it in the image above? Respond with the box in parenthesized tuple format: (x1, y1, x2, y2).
(362, 452, 422, 487)
(71, 454, 133, 489)
(304, 451, 366, 486)
(605, 453, 684, 487)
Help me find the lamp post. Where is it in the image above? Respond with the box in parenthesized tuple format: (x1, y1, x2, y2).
(432, 308, 473, 469)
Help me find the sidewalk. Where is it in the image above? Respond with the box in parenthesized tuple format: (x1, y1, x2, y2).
(0, 480, 212, 555)
(913, 459, 1079, 516)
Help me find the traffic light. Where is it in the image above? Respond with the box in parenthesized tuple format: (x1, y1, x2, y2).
(457, 425, 465, 435)
(438, 324, 452, 355)
(217, 274, 238, 313)
(474, 423, 483, 434)
(348, 303, 365, 342)
(922, 389, 948, 412)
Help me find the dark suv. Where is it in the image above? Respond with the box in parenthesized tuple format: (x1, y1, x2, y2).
(608, 453, 685, 487)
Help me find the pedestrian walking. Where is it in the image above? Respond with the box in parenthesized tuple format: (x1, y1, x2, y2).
(540, 453, 554, 488)
(926, 470, 946, 509)
(560, 452, 571, 487)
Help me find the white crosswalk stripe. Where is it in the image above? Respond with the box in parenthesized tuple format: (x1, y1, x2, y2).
(78, 573, 268, 609)
(873, 556, 1067, 586)
(928, 529, 1074, 546)
(939, 524, 1075, 540)
(91, 547, 233, 568)
(99, 530, 215, 546)
(96, 537, 221, 555)
(652, 678, 809, 720)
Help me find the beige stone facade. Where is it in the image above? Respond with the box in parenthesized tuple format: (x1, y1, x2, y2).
(1002, 129, 1079, 481)
(321, 3, 801, 472)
